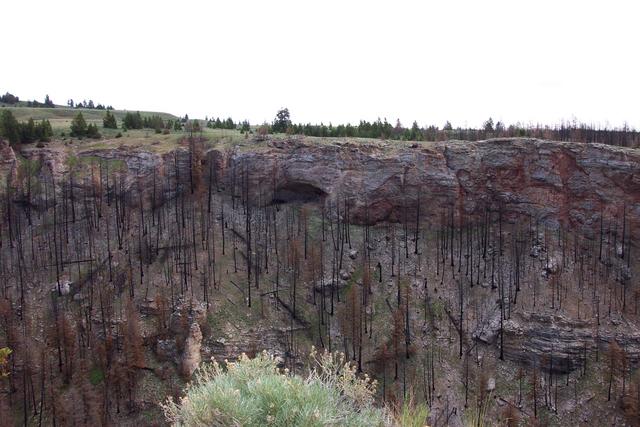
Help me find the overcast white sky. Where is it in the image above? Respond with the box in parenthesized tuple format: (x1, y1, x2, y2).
(2, 0, 639, 128)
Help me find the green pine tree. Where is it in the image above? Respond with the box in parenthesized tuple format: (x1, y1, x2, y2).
(86, 123, 101, 139)
(70, 112, 88, 137)
(21, 118, 36, 143)
(123, 111, 143, 129)
(34, 119, 53, 142)
(0, 110, 20, 144)
(272, 108, 291, 133)
(103, 110, 118, 129)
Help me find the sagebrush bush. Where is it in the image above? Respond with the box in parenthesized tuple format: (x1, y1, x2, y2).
(162, 349, 393, 426)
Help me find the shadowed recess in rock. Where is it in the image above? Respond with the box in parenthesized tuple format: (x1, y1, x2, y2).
(271, 182, 327, 204)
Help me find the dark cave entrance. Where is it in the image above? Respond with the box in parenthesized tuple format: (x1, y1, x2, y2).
(271, 182, 327, 204)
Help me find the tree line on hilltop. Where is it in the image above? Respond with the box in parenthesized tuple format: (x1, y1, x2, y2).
(269, 108, 640, 148)
(1, 91, 113, 110)
(1, 92, 54, 108)
(67, 99, 114, 110)
(2, 89, 639, 148)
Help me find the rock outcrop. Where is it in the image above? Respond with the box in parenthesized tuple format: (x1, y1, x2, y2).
(203, 328, 289, 365)
(0, 139, 17, 186)
(76, 147, 193, 204)
(155, 298, 208, 377)
(222, 138, 640, 236)
(501, 312, 640, 373)
(180, 322, 203, 377)
(11, 137, 640, 237)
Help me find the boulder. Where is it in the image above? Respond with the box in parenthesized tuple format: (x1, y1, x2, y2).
(51, 280, 72, 296)
(181, 323, 203, 377)
(473, 308, 501, 344)
(542, 255, 561, 277)
(169, 298, 207, 335)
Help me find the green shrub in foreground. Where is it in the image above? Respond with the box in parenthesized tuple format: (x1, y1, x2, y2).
(162, 349, 396, 426)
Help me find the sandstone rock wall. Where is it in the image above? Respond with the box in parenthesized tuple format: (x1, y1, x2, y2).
(9, 138, 640, 237)
(221, 138, 640, 236)
(502, 312, 640, 373)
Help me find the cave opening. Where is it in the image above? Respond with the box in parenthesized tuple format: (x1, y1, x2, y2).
(271, 182, 327, 204)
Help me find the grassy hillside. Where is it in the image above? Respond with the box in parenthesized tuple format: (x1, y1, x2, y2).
(0, 105, 180, 134)
(59, 127, 247, 154)
(1, 105, 178, 121)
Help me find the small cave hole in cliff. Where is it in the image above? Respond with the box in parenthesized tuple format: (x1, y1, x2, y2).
(271, 182, 327, 204)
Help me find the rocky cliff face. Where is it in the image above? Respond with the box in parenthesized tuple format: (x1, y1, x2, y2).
(181, 322, 203, 378)
(475, 311, 640, 374)
(0, 139, 17, 186)
(224, 138, 640, 235)
(9, 137, 640, 236)
(4, 137, 639, 379)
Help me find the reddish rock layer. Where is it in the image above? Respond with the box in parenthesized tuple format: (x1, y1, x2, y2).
(9, 137, 640, 236)
(223, 138, 639, 235)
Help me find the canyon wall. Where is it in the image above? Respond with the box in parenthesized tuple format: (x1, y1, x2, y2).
(225, 138, 640, 235)
(9, 137, 640, 236)
(4, 136, 640, 375)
